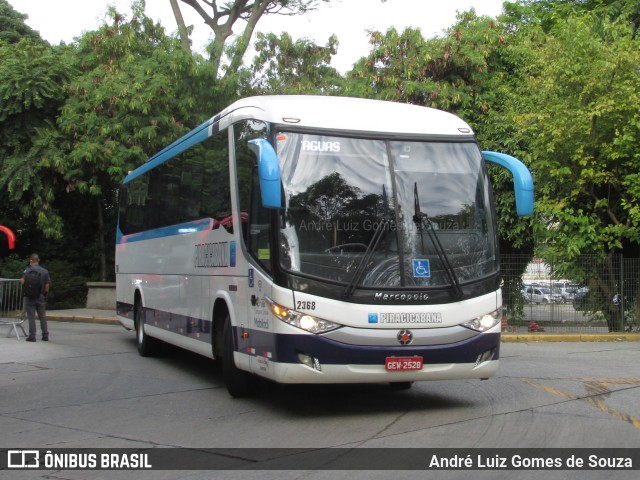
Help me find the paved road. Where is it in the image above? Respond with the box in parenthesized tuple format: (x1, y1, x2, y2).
(1, 321, 640, 480)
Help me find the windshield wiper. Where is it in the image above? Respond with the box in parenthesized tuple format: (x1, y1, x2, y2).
(343, 185, 391, 299)
(413, 182, 463, 299)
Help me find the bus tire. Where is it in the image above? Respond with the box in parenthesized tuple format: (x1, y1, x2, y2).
(222, 314, 258, 398)
(135, 300, 158, 357)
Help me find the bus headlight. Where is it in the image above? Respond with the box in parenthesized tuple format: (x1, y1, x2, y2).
(265, 296, 341, 334)
(461, 308, 502, 332)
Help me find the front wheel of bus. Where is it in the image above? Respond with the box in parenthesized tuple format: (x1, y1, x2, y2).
(135, 301, 158, 357)
(222, 315, 258, 398)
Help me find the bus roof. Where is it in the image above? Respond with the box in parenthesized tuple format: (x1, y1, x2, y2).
(220, 95, 474, 137)
(124, 96, 474, 184)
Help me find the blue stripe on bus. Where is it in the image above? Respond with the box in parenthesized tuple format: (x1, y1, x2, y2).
(116, 218, 214, 244)
(117, 302, 499, 365)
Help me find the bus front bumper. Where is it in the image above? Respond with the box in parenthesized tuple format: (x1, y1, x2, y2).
(239, 328, 501, 384)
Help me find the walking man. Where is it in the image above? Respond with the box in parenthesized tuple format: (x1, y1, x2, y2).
(20, 254, 50, 342)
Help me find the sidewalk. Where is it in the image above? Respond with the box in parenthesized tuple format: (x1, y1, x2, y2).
(501, 332, 640, 342)
(41, 309, 640, 342)
(47, 308, 119, 325)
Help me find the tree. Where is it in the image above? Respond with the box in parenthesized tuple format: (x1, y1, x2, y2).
(169, 0, 192, 50)
(0, 1, 61, 240)
(346, 11, 507, 123)
(30, 1, 212, 281)
(0, 0, 42, 44)
(0, 39, 73, 240)
(248, 31, 341, 94)
(173, 0, 331, 78)
(505, 13, 640, 330)
(503, 0, 640, 36)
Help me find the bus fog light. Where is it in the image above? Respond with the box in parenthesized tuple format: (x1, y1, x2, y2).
(461, 308, 502, 332)
(297, 353, 322, 371)
(475, 348, 495, 366)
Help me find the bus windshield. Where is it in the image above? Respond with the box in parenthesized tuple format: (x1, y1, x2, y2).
(277, 132, 497, 289)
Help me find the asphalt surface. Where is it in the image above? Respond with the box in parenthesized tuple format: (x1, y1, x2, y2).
(1, 320, 640, 480)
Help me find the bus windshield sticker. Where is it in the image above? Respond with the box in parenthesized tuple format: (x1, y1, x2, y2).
(412, 259, 431, 278)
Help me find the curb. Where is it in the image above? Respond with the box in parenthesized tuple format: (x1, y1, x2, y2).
(501, 333, 640, 343)
(48, 315, 120, 326)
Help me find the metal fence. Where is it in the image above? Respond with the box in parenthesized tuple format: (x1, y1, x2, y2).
(501, 255, 640, 333)
(0, 278, 26, 339)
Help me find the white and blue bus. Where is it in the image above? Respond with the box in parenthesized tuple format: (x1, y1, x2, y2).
(116, 95, 533, 397)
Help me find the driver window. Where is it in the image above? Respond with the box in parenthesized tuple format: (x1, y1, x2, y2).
(234, 120, 272, 272)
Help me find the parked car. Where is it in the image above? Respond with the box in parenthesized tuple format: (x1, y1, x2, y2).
(523, 286, 562, 304)
(558, 286, 579, 302)
(572, 287, 590, 310)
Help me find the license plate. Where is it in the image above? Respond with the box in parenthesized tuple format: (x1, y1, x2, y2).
(385, 356, 423, 371)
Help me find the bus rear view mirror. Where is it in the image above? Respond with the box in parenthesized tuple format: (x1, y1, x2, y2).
(482, 151, 534, 217)
(248, 139, 282, 209)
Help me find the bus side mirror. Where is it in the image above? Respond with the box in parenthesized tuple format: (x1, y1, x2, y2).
(482, 151, 534, 217)
(248, 139, 282, 209)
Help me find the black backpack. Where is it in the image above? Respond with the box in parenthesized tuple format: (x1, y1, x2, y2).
(23, 269, 42, 299)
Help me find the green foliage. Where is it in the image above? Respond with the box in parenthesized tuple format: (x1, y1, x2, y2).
(508, 14, 640, 263)
(0, 0, 42, 44)
(0, 253, 24, 278)
(44, 259, 88, 309)
(503, 0, 640, 35)
(53, 4, 205, 194)
(178, 0, 333, 78)
(0, 39, 71, 154)
(0, 254, 89, 308)
(28, 2, 220, 280)
(345, 10, 506, 121)
(497, 5, 640, 330)
(0, 39, 73, 239)
(248, 32, 341, 94)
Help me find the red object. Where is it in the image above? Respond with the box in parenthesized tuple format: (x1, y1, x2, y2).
(501, 317, 509, 331)
(0, 225, 16, 250)
(528, 321, 545, 332)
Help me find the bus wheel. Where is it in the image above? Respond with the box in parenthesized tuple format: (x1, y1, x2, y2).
(222, 315, 258, 398)
(135, 301, 158, 357)
(389, 382, 413, 391)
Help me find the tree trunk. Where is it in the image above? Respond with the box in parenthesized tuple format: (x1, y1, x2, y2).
(224, 0, 271, 78)
(209, 34, 229, 78)
(169, 0, 192, 51)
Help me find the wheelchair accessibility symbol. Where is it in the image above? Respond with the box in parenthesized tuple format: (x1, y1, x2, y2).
(412, 259, 431, 278)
